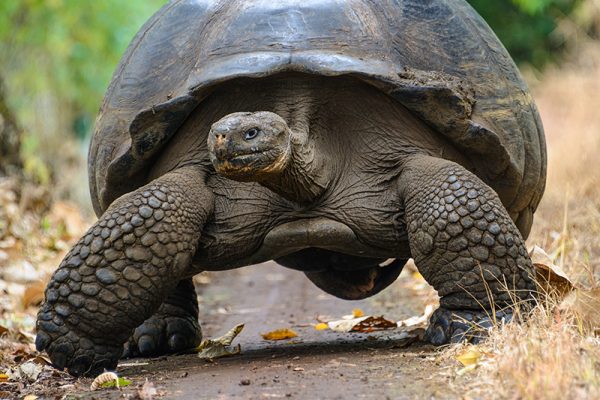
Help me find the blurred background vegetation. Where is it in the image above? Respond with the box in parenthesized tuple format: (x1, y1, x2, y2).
(0, 0, 598, 209)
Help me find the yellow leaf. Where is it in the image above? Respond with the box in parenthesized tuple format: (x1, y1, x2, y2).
(314, 323, 329, 331)
(352, 308, 364, 318)
(261, 329, 298, 341)
(23, 395, 38, 400)
(456, 348, 483, 367)
(412, 271, 424, 280)
(0, 373, 8, 382)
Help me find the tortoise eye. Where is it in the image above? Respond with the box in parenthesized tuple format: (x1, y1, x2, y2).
(243, 128, 260, 141)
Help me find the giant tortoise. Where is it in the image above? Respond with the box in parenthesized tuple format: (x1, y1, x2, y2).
(36, 0, 546, 376)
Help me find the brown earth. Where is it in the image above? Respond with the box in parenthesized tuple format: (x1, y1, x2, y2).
(69, 263, 450, 400)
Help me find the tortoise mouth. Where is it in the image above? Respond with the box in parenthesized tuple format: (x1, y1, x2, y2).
(212, 147, 272, 166)
(211, 148, 285, 181)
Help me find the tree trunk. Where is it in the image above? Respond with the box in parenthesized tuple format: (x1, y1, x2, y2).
(0, 77, 22, 176)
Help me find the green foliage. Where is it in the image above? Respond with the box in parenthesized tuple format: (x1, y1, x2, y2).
(468, 0, 582, 68)
(0, 0, 166, 185)
(0, 0, 167, 117)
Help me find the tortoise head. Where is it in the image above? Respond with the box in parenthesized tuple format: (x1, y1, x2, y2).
(208, 112, 292, 182)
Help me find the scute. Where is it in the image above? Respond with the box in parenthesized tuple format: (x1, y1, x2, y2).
(91, 0, 545, 238)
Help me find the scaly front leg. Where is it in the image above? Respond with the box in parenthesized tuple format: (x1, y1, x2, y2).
(399, 155, 535, 344)
(36, 166, 213, 376)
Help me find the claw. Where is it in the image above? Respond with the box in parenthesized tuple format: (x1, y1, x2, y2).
(138, 335, 157, 355)
(35, 331, 51, 351)
(449, 328, 467, 344)
(51, 350, 68, 370)
(168, 333, 186, 351)
(425, 307, 514, 345)
(69, 355, 92, 377)
(426, 325, 448, 345)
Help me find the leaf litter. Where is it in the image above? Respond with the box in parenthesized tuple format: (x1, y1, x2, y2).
(90, 371, 131, 390)
(321, 303, 434, 336)
(0, 177, 90, 398)
(197, 323, 244, 360)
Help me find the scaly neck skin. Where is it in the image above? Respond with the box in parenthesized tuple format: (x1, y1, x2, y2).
(258, 128, 331, 204)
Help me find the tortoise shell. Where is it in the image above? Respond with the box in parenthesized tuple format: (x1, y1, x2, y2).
(90, 0, 546, 238)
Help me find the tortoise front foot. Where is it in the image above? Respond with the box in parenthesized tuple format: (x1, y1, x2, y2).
(124, 278, 201, 357)
(36, 307, 123, 376)
(400, 155, 535, 347)
(424, 307, 513, 345)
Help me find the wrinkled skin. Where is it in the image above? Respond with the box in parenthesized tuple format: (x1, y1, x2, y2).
(36, 75, 535, 376)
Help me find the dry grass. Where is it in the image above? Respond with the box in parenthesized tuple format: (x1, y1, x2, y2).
(528, 45, 600, 282)
(442, 45, 600, 400)
(445, 303, 600, 400)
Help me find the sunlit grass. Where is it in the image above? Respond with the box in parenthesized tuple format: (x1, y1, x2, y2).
(441, 44, 600, 400)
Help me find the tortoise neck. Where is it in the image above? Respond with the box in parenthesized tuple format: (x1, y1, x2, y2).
(259, 129, 331, 204)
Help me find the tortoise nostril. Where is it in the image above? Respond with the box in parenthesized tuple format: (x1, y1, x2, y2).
(214, 133, 227, 146)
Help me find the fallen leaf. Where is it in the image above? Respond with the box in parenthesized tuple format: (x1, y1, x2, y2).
(91, 372, 131, 390)
(559, 288, 600, 334)
(261, 328, 298, 341)
(100, 377, 132, 389)
(30, 355, 51, 365)
(23, 395, 38, 400)
(352, 308, 364, 318)
(19, 361, 42, 382)
(397, 304, 435, 328)
(456, 363, 479, 376)
(0, 373, 8, 382)
(456, 347, 483, 367)
(197, 323, 244, 360)
(293, 367, 304, 372)
(412, 271, 424, 280)
(314, 323, 329, 331)
(90, 372, 127, 390)
(529, 245, 573, 296)
(328, 316, 397, 333)
(22, 280, 46, 309)
(328, 317, 368, 332)
(352, 316, 397, 332)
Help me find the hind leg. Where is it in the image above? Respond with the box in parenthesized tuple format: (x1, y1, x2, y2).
(399, 155, 535, 344)
(123, 278, 201, 357)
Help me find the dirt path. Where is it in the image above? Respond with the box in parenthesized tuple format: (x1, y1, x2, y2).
(75, 262, 459, 399)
